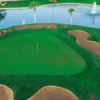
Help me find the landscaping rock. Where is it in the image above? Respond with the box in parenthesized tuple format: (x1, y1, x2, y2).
(47, 25, 53, 29)
(0, 32, 2, 35)
(2, 30, 8, 33)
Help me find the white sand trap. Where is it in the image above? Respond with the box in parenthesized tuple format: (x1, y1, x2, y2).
(27, 85, 78, 100)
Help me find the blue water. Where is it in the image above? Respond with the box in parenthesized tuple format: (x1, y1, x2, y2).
(0, 4, 100, 29)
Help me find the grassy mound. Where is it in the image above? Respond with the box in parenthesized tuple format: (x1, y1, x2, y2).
(0, 28, 85, 75)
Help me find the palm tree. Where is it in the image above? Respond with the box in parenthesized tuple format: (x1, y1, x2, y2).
(68, 8, 75, 25)
(29, 1, 38, 23)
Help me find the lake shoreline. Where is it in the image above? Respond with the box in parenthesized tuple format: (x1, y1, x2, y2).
(0, 3, 100, 10)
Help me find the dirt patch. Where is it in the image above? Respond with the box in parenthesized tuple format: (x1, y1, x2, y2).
(27, 86, 78, 100)
(68, 30, 100, 56)
(14, 24, 58, 30)
(0, 84, 14, 100)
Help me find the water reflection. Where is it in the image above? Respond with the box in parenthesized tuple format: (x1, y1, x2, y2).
(0, 11, 7, 21)
(52, 5, 54, 20)
(91, 14, 96, 25)
(86, 11, 100, 25)
(0, 4, 100, 29)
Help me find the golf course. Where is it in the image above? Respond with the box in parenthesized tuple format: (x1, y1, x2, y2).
(0, 24, 100, 100)
(0, 0, 100, 100)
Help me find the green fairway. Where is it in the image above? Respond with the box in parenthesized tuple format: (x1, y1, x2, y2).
(0, 29, 85, 75)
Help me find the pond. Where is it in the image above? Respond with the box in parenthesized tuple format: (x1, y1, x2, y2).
(0, 3, 100, 29)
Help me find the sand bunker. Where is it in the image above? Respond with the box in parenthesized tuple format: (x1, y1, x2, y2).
(14, 24, 58, 30)
(0, 84, 14, 100)
(27, 86, 78, 100)
(68, 30, 100, 56)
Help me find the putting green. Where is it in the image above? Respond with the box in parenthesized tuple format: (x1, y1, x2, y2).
(0, 29, 85, 75)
